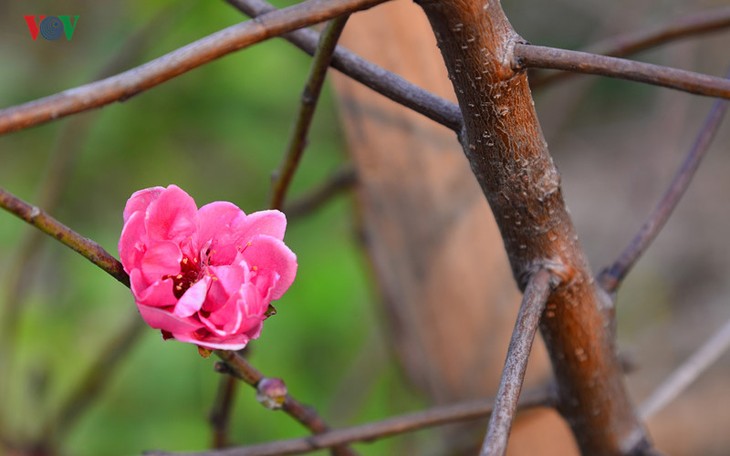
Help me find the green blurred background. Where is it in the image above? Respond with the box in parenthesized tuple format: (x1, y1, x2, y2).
(2, 0, 730, 455)
(0, 1, 427, 454)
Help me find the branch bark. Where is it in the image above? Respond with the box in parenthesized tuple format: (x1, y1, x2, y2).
(531, 7, 730, 89)
(0, 188, 355, 456)
(0, 187, 129, 286)
(0, 0, 390, 135)
(144, 386, 556, 456)
(415, 1, 650, 454)
(215, 349, 358, 456)
(270, 15, 350, 210)
(598, 84, 729, 292)
(226, 0, 463, 132)
(480, 269, 553, 456)
(515, 44, 730, 99)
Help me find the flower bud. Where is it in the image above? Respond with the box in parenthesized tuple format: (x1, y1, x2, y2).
(256, 377, 287, 410)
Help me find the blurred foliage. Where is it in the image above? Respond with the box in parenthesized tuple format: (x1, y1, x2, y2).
(0, 1, 425, 454)
(2, 0, 730, 455)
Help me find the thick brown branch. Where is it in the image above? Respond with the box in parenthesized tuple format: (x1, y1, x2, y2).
(598, 81, 729, 292)
(0, 0, 390, 135)
(416, 0, 650, 454)
(532, 7, 730, 88)
(226, 0, 463, 132)
(480, 269, 553, 456)
(0, 187, 129, 286)
(515, 44, 730, 99)
(270, 15, 350, 210)
(144, 387, 556, 456)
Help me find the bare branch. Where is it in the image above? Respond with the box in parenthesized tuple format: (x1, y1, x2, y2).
(0, 0, 391, 136)
(480, 269, 553, 456)
(270, 15, 350, 210)
(417, 0, 650, 452)
(210, 375, 238, 449)
(214, 351, 358, 456)
(640, 317, 730, 420)
(144, 386, 556, 456)
(0, 0, 181, 411)
(0, 189, 353, 454)
(226, 0, 463, 132)
(284, 164, 356, 220)
(515, 44, 730, 99)
(532, 7, 730, 88)
(215, 16, 351, 439)
(0, 187, 128, 286)
(598, 78, 729, 292)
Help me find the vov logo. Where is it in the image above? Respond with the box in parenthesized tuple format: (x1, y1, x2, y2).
(24, 15, 80, 41)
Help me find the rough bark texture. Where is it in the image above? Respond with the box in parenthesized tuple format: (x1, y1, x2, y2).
(330, 2, 576, 454)
(415, 0, 651, 454)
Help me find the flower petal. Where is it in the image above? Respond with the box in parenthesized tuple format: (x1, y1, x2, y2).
(174, 332, 250, 351)
(233, 210, 287, 243)
(123, 186, 164, 223)
(145, 185, 198, 243)
(119, 211, 147, 273)
(138, 305, 203, 333)
(200, 293, 243, 336)
(174, 276, 211, 318)
(242, 321, 264, 340)
(140, 241, 181, 283)
(197, 202, 243, 244)
(130, 270, 177, 307)
(203, 263, 248, 313)
(242, 235, 297, 300)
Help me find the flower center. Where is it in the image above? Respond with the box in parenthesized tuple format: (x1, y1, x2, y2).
(167, 256, 201, 299)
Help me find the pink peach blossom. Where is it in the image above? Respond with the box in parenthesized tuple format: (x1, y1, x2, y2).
(118, 185, 297, 350)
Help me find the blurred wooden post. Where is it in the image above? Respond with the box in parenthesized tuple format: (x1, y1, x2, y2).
(330, 2, 576, 453)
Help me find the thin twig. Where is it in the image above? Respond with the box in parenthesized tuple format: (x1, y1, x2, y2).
(210, 19, 352, 445)
(0, 0, 391, 135)
(270, 15, 350, 210)
(43, 316, 145, 444)
(640, 316, 730, 420)
(479, 270, 553, 456)
(284, 164, 357, 220)
(0, 188, 352, 453)
(214, 351, 358, 456)
(144, 386, 556, 456)
(514, 44, 730, 100)
(598, 74, 730, 292)
(0, 9, 183, 441)
(225, 0, 463, 132)
(0, 187, 129, 286)
(210, 375, 239, 449)
(532, 7, 730, 88)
